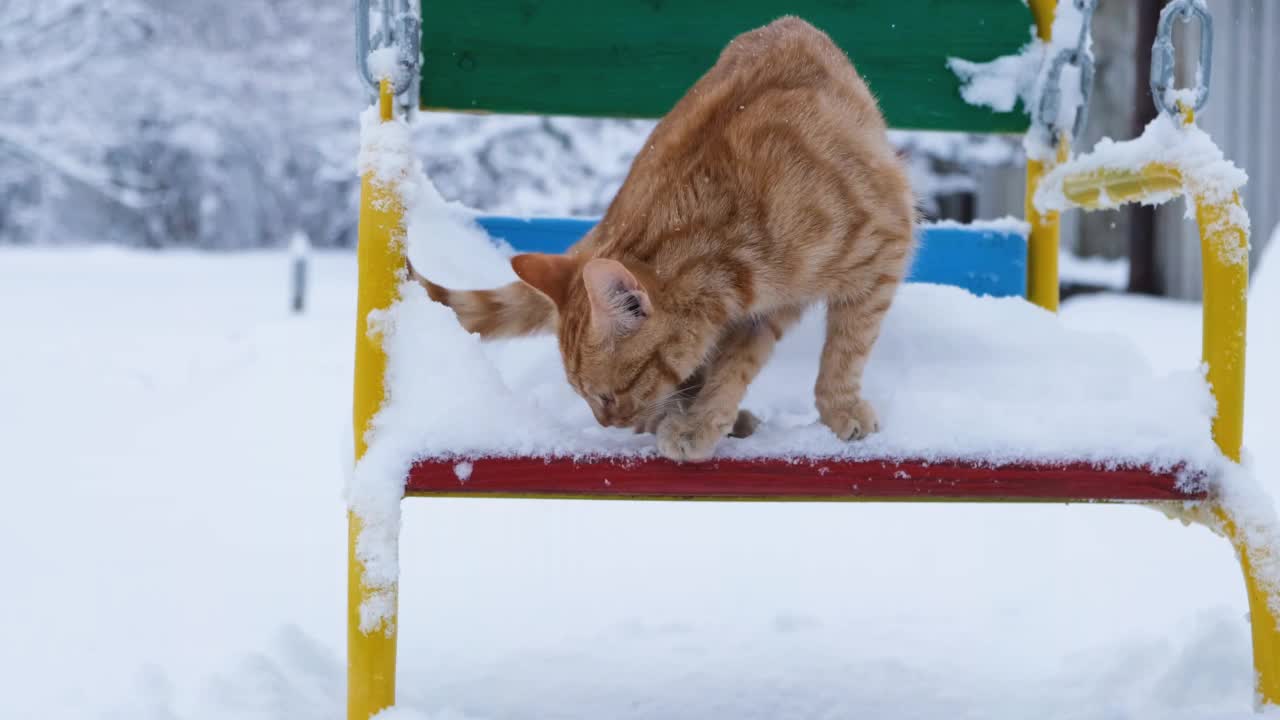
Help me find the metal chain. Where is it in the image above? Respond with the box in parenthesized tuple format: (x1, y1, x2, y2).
(1150, 0, 1214, 117)
(1037, 0, 1097, 145)
(356, 0, 421, 97)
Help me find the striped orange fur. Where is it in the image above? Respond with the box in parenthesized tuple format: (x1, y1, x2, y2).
(415, 17, 916, 461)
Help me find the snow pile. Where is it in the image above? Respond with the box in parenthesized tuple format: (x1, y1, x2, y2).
(377, 271, 1225, 472)
(361, 176, 1219, 474)
(352, 171, 1228, 481)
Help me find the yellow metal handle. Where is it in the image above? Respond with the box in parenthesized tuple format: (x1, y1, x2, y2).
(1060, 163, 1184, 211)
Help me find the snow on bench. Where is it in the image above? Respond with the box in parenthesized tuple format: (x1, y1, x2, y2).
(352, 133, 1226, 506)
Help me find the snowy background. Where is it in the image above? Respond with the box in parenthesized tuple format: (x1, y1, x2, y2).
(4, 1, 1280, 719)
(0, 0, 1013, 252)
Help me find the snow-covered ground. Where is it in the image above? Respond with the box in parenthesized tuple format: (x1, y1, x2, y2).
(2, 235, 1278, 720)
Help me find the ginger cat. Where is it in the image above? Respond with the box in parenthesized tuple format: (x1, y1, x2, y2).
(414, 17, 915, 461)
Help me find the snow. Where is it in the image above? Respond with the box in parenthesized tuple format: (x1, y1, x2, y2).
(3, 239, 1280, 719)
(1033, 110, 1251, 274)
(1036, 113, 1249, 220)
(923, 216, 1030, 236)
(359, 108, 417, 191)
(453, 461, 474, 482)
(369, 172, 1222, 476)
(947, 47, 1042, 115)
(368, 47, 406, 88)
(1061, 251, 1129, 289)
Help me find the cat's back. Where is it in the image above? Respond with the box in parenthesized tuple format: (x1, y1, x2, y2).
(599, 17, 912, 306)
(716, 16, 871, 97)
(676, 17, 883, 146)
(611, 17, 895, 216)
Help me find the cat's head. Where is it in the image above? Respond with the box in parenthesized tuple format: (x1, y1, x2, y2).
(512, 253, 680, 430)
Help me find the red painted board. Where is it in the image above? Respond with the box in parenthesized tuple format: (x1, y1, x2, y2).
(406, 457, 1208, 502)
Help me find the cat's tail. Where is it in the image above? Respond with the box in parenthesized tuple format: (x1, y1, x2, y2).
(406, 258, 556, 338)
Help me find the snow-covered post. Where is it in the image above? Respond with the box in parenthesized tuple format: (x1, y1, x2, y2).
(1024, 0, 1065, 312)
(348, 75, 405, 720)
(349, 1, 422, 715)
(289, 230, 310, 314)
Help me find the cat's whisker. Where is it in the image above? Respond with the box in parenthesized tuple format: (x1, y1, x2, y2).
(644, 386, 696, 416)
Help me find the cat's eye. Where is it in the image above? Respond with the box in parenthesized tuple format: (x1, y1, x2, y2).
(597, 394, 614, 407)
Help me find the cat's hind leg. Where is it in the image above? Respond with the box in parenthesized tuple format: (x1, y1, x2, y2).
(815, 278, 897, 441)
(657, 306, 802, 461)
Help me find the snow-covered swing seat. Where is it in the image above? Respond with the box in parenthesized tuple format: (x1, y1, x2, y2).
(346, 1, 1277, 717)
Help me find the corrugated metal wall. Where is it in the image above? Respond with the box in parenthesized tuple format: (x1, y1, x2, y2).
(1159, 0, 1278, 299)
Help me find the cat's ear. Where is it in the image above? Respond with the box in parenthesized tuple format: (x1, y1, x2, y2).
(582, 258, 651, 337)
(511, 253, 577, 307)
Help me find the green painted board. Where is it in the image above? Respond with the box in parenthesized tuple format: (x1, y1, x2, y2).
(420, 0, 1032, 132)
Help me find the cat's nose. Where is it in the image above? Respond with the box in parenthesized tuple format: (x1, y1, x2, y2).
(611, 405, 638, 428)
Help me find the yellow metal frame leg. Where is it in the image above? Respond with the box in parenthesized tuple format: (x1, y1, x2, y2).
(1214, 508, 1280, 705)
(1026, 152, 1062, 312)
(1193, 190, 1275, 704)
(349, 513, 398, 719)
(349, 78, 405, 720)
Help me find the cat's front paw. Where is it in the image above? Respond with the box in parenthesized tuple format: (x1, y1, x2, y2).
(817, 395, 879, 441)
(657, 413, 724, 462)
(634, 411, 667, 435)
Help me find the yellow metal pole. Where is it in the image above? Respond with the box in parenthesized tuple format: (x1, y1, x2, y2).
(349, 78, 404, 720)
(1026, 147, 1065, 312)
(1195, 194, 1248, 462)
(1025, 0, 1063, 312)
(1191, 190, 1277, 704)
(1029, 0, 1056, 41)
(1213, 507, 1280, 706)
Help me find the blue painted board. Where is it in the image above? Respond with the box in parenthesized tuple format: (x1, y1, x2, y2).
(474, 215, 1027, 298)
